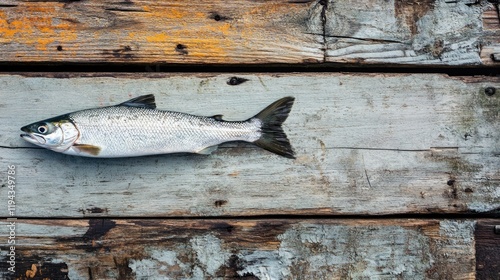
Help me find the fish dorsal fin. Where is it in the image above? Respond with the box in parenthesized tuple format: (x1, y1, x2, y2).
(211, 114, 224, 121)
(119, 94, 156, 109)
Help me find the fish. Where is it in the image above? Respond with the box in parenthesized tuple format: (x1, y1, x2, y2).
(20, 95, 296, 159)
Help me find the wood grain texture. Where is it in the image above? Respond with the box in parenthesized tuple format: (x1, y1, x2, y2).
(480, 3, 500, 65)
(325, 0, 499, 66)
(0, 219, 478, 279)
(0, 0, 323, 64)
(475, 219, 500, 280)
(0, 0, 498, 65)
(0, 73, 498, 217)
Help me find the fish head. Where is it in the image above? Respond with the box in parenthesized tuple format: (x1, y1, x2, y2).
(20, 115, 79, 152)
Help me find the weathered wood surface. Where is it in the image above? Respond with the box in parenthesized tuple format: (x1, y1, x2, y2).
(0, 0, 498, 66)
(0, 73, 498, 217)
(475, 219, 500, 279)
(0, 219, 479, 279)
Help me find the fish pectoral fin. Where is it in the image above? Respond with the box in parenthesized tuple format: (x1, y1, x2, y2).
(118, 94, 157, 109)
(72, 144, 101, 156)
(197, 145, 218, 155)
(211, 114, 224, 121)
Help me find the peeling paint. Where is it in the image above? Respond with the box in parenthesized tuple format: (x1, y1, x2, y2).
(326, 0, 488, 65)
(439, 220, 475, 245)
(130, 226, 438, 279)
(190, 234, 230, 276)
(238, 251, 286, 280)
(280, 224, 433, 279)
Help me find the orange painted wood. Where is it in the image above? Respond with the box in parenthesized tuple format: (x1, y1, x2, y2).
(0, 0, 323, 64)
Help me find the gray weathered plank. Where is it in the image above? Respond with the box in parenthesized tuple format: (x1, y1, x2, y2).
(0, 0, 498, 66)
(325, 0, 500, 66)
(0, 219, 477, 279)
(0, 73, 498, 217)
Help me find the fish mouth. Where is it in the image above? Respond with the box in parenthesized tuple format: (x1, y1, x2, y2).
(20, 132, 46, 144)
(20, 133, 36, 143)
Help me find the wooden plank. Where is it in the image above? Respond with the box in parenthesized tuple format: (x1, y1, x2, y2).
(0, 0, 323, 64)
(480, 2, 500, 65)
(0, 0, 498, 66)
(0, 73, 498, 217)
(324, 0, 500, 66)
(0, 219, 479, 279)
(475, 219, 500, 280)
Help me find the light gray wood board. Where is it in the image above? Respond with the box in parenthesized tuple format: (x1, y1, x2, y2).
(0, 73, 498, 217)
(324, 0, 500, 66)
(0, 0, 498, 66)
(0, 219, 477, 279)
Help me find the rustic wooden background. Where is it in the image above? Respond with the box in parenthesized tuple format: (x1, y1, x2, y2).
(0, 0, 499, 279)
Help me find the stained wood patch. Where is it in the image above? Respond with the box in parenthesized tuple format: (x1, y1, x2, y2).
(0, 219, 478, 279)
(475, 219, 500, 279)
(0, 0, 498, 65)
(0, 73, 498, 217)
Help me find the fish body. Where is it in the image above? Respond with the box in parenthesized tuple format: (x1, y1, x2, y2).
(20, 95, 295, 158)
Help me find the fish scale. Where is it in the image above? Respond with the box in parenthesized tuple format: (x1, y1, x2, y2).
(69, 106, 261, 157)
(20, 95, 296, 159)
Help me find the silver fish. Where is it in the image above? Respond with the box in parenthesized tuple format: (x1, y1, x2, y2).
(20, 95, 295, 158)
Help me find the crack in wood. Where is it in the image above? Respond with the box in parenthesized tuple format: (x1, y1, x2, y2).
(319, 0, 328, 63)
(0, 145, 43, 150)
(288, 0, 316, 3)
(333, 147, 460, 152)
(104, 7, 149, 13)
(494, 2, 500, 25)
(308, 33, 407, 45)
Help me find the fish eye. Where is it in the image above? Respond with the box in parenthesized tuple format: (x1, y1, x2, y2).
(37, 124, 48, 134)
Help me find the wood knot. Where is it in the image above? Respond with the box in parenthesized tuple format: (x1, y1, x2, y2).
(214, 200, 228, 207)
(175, 44, 188, 55)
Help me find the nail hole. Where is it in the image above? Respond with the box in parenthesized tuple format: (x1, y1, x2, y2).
(227, 77, 249, 86)
(214, 200, 227, 207)
(57, 45, 63, 51)
(485, 87, 496, 96)
(209, 12, 229, 21)
(175, 44, 188, 55)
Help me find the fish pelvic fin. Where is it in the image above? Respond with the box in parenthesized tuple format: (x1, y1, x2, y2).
(252, 97, 295, 159)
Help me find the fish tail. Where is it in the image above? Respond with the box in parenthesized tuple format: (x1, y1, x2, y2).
(252, 97, 295, 159)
